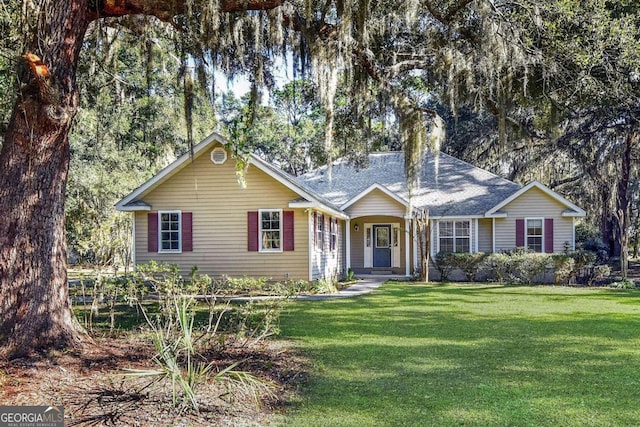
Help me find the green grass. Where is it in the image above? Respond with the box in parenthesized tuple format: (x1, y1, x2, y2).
(277, 283, 640, 426)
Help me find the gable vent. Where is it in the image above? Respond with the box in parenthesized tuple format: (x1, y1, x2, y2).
(210, 147, 227, 165)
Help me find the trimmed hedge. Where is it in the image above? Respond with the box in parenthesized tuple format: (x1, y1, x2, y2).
(435, 248, 610, 285)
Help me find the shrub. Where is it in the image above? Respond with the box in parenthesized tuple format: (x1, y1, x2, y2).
(456, 253, 487, 281)
(582, 238, 609, 264)
(585, 264, 611, 286)
(483, 253, 511, 283)
(435, 252, 457, 281)
(311, 278, 338, 294)
(608, 278, 636, 289)
(435, 252, 486, 281)
(346, 268, 355, 281)
(552, 254, 576, 285)
(483, 251, 551, 284)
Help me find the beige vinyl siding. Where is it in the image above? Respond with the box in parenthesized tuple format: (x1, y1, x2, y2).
(477, 218, 493, 253)
(345, 189, 406, 218)
(349, 215, 406, 273)
(134, 145, 309, 280)
(310, 212, 344, 280)
(494, 186, 574, 252)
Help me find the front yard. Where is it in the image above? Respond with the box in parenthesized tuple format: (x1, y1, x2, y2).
(277, 283, 640, 426)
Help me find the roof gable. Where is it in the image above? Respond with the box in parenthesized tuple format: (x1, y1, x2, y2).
(115, 133, 223, 211)
(341, 183, 409, 210)
(115, 132, 346, 218)
(485, 181, 586, 217)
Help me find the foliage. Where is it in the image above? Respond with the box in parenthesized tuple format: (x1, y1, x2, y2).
(346, 268, 355, 282)
(586, 264, 612, 287)
(125, 296, 216, 411)
(581, 238, 610, 265)
(551, 254, 576, 285)
(435, 252, 486, 282)
(310, 279, 338, 295)
(608, 279, 636, 290)
(69, 262, 280, 411)
(483, 251, 551, 285)
(434, 252, 457, 281)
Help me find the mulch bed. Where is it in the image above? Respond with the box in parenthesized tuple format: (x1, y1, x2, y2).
(0, 336, 307, 426)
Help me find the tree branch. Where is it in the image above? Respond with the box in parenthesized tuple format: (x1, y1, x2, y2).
(88, 0, 286, 22)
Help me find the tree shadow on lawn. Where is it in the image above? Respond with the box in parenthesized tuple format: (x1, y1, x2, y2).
(280, 285, 640, 426)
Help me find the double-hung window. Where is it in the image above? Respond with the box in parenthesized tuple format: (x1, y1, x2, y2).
(330, 218, 338, 251)
(159, 211, 181, 252)
(526, 218, 543, 252)
(259, 209, 282, 251)
(438, 220, 470, 253)
(316, 213, 324, 250)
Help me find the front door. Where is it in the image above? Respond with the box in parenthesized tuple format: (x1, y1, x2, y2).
(373, 225, 392, 267)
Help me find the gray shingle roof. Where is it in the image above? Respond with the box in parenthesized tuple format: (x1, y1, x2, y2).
(295, 151, 521, 217)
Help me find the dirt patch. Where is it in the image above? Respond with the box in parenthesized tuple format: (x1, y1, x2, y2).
(0, 336, 307, 426)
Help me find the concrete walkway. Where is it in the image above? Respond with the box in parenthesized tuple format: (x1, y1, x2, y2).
(228, 275, 399, 303)
(296, 276, 388, 301)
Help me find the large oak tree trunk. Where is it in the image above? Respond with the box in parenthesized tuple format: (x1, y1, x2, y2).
(0, 1, 91, 358)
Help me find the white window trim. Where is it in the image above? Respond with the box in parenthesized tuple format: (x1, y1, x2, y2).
(158, 210, 182, 254)
(259, 209, 283, 253)
(436, 219, 472, 253)
(525, 217, 544, 253)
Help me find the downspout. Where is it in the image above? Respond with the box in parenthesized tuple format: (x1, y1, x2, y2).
(346, 218, 351, 273)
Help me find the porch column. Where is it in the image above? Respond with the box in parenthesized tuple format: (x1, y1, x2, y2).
(474, 218, 479, 253)
(346, 218, 351, 272)
(131, 212, 136, 270)
(492, 218, 496, 253)
(405, 218, 410, 276)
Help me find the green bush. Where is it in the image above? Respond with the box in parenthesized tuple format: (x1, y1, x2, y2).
(551, 254, 576, 285)
(608, 278, 636, 289)
(455, 253, 487, 281)
(483, 251, 551, 284)
(434, 252, 457, 281)
(435, 252, 486, 281)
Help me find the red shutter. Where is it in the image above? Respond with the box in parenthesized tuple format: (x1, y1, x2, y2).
(148, 212, 158, 252)
(182, 212, 193, 252)
(248, 211, 258, 251)
(515, 219, 525, 247)
(321, 214, 325, 249)
(544, 218, 554, 253)
(283, 211, 294, 251)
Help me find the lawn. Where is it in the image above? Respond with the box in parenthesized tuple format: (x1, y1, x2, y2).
(277, 283, 640, 426)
